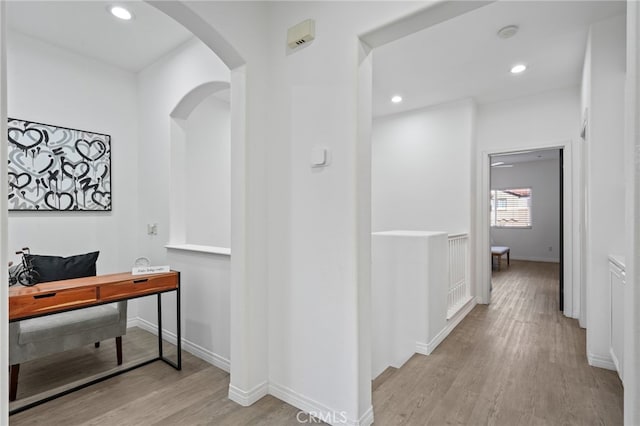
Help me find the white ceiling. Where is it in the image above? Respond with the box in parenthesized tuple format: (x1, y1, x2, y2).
(373, 0, 625, 117)
(5, 1, 626, 109)
(6, 1, 194, 72)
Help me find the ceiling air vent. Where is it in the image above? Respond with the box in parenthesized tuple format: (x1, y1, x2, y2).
(287, 19, 315, 49)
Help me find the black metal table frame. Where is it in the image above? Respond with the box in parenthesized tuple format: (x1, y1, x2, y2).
(9, 272, 181, 415)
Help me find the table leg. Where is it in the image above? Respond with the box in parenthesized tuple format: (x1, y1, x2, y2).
(10, 364, 20, 402)
(157, 278, 181, 370)
(157, 293, 163, 359)
(176, 273, 182, 370)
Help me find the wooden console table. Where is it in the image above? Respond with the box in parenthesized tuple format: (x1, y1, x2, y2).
(9, 271, 181, 414)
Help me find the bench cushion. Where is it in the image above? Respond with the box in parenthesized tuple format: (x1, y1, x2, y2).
(19, 304, 120, 345)
(491, 246, 510, 255)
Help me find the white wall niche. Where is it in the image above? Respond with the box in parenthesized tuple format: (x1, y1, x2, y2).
(169, 81, 231, 252)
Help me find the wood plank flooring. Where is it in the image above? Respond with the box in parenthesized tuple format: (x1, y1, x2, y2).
(372, 260, 623, 425)
(10, 261, 622, 425)
(9, 328, 302, 426)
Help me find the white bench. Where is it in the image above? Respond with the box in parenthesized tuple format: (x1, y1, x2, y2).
(491, 246, 510, 270)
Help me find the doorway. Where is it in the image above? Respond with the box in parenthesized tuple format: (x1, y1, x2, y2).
(489, 148, 564, 309)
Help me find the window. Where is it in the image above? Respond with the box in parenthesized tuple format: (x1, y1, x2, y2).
(490, 188, 532, 228)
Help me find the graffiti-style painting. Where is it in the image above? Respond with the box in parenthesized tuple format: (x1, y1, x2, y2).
(7, 118, 111, 211)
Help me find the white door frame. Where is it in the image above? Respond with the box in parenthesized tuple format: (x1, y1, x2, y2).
(0, 2, 8, 419)
(477, 139, 578, 319)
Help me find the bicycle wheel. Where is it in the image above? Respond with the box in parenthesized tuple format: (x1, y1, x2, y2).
(17, 269, 40, 286)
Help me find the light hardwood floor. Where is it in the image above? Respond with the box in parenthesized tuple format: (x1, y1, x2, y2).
(372, 260, 623, 425)
(9, 329, 303, 426)
(10, 261, 623, 425)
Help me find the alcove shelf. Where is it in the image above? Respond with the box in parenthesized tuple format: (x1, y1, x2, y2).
(165, 244, 231, 256)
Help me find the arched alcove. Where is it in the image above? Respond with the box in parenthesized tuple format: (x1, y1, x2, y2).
(168, 81, 231, 252)
(171, 81, 231, 120)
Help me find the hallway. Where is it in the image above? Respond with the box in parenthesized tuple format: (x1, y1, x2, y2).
(372, 260, 623, 425)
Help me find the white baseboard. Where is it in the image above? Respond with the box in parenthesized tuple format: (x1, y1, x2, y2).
(447, 295, 474, 320)
(609, 348, 623, 384)
(269, 382, 370, 425)
(228, 381, 268, 406)
(587, 351, 616, 371)
(129, 318, 369, 424)
(128, 317, 230, 373)
(416, 297, 477, 355)
(127, 317, 140, 329)
(356, 406, 374, 426)
(566, 307, 579, 320)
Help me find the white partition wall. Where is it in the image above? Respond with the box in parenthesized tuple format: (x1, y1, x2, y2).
(371, 231, 448, 379)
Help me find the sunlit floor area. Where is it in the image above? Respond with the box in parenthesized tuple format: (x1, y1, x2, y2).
(11, 261, 623, 425)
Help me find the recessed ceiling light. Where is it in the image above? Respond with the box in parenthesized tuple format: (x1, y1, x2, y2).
(391, 95, 402, 103)
(109, 5, 133, 20)
(497, 25, 519, 39)
(510, 64, 527, 74)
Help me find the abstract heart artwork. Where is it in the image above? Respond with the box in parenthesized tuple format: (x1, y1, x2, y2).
(7, 118, 112, 211)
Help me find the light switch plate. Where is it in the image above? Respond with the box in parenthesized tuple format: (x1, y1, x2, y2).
(147, 223, 158, 235)
(311, 146, 328, 167)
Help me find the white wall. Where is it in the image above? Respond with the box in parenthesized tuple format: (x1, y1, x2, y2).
(185, 96, 231, 248)
(6, 31, 139, 275)
(476, 87, 580, 150)
(163, 249, 230, 371)
(372, 99, 473, 235)
(579, 31, 591, 328)
(623, 1, 640, 422)
(491, 159, 560, 263)
(135, 38, 231, 368)
(581, 14, 626, 369)
(258, 2, 426, 423)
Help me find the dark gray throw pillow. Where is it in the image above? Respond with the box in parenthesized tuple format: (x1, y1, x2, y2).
(26, 251, 99, 283)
